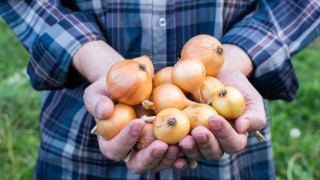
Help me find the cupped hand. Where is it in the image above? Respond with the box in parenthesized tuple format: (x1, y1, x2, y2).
(180, 70, 266, 161)
(83, 77, 187, 173)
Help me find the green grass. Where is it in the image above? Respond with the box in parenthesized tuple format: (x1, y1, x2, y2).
(268, 40, 320, 180)
(0, 17, 319, 179)
(0, 18, 41, 179)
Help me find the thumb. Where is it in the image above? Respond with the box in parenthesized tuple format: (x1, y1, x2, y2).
(83, 79, 115, 120)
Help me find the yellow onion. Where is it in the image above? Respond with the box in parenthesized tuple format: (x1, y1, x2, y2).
(107, 59, 152, 105)
(171, 58, 206, 102)
(97, 104, 136, 140)
(153, 108, 190, 144)
(211, 86, 245, 120)
(181, 34, 225, 76)
(143, 83, 197, 114)
(153, 66, 173, 88)
(183, 104, 218, 131)
(132, 55, 154, 77)
(198, 76, 225, 103)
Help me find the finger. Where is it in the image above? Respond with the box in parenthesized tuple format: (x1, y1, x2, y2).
(235, 95, 267, 133)
(126, 140, 168, 174)
(191, 126, 224, 160)
(151, 145, 179, 172)
(98, 119, 145, 161)
(172, 158, 187, 171)
(208, 115, 248, 154)
(83, 80, 114, 119)
(179, 135, 203, 161)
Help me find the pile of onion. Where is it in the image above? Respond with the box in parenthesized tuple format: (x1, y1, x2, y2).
(91, 35, 266, 169)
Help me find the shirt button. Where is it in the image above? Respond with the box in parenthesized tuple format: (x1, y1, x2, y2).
(159, 18, 167, 27)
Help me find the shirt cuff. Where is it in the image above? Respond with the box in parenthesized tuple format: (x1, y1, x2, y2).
(27, 12, 106, 90)
(221, 22, 298, 101)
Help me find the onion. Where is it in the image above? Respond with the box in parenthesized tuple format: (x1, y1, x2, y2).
(211, 86, 245, 120)
(143, 83, 197, 114)
(183, 104, 218, 131)
(153, 108, 190, 144)
(132, 55, 154, 77)
(181, 34, 225, 76)
(107, 59, 152, 105)
(198, 76, 225, 103)
(97, 104, 136, 140)
(211, 86, 265, 142)
(171, 58, 206, 102)
(153, 66, 173, 88)
(134, 122, 156, 150)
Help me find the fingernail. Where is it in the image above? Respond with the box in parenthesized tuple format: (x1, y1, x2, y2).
(153, 149, 165, 157)
(131, 122, 143, 136)
(241, 119, 250, 133)
(211, 118, 222, 130)
(194, 134, 207, 143)
(97, 102, 105, 119)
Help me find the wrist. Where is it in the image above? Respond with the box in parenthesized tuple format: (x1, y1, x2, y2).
(219, 44, 253, 77)
(72, 40, 125, 82)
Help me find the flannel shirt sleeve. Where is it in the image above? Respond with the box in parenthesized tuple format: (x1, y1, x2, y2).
(0, 1, 106, 90)
(221, 0, 320, 101)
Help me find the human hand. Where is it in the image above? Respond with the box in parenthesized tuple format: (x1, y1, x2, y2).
(84, 77, 187, 173)
(179, 44, 266, 161)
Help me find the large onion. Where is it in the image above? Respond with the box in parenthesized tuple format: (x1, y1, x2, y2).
(107, 59, 152, 105)
(181, 34, 225, 76)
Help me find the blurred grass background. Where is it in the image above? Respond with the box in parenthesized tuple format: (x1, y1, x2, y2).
(0, 17, 319, 179)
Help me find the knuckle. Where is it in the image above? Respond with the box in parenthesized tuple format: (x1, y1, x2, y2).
(129, 168, 145, 174)
(225, 140, 246, 154)
(206, 152, 223, 161)
(105, 151, 123, 162)
(256, 117, 267, 130)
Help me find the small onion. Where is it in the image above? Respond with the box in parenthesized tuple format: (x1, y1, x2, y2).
(153, 66, 173, 88)
(97, 104, 136, 140)
(198, 76, 225, 103)
(143, 83, 197, 114)
(132, 55, 154, 77)
(107, 59, 152, 105)
(181, 34, 225, 76)
(211, 86, 245, 120)
(183, 104, 218, 131)
(153, 108, 190, 144)
(211, 87, 266, 141)
(171, 58, 206, 102)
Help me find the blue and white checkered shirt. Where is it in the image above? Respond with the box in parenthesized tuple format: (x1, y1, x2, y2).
(1, 0, 319, 179)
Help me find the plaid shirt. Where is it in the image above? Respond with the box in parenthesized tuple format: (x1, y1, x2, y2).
(1, 0, 319, 179)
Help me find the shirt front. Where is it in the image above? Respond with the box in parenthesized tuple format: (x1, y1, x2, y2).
(1, 0, 319, 179)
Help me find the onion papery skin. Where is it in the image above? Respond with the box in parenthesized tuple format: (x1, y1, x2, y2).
(97, 104, 136, 140)
(199, 76, 225, 103)
(183, 104, 218, 131)
(135, 122, 156, 150)
(153, 108, 190, 144)
(150, 83, 197, 114)
(132, 55, 154, 77)
(171, 58, 206, 94)
(107, 60, 152, 105)
(211, 86, 245, 120)
(153, 66, 173, 88)
(133, 104, 155, 118)
(181, 34, 225, 76)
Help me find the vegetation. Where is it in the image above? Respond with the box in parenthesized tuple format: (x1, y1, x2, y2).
(0, 18, 319, 179)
